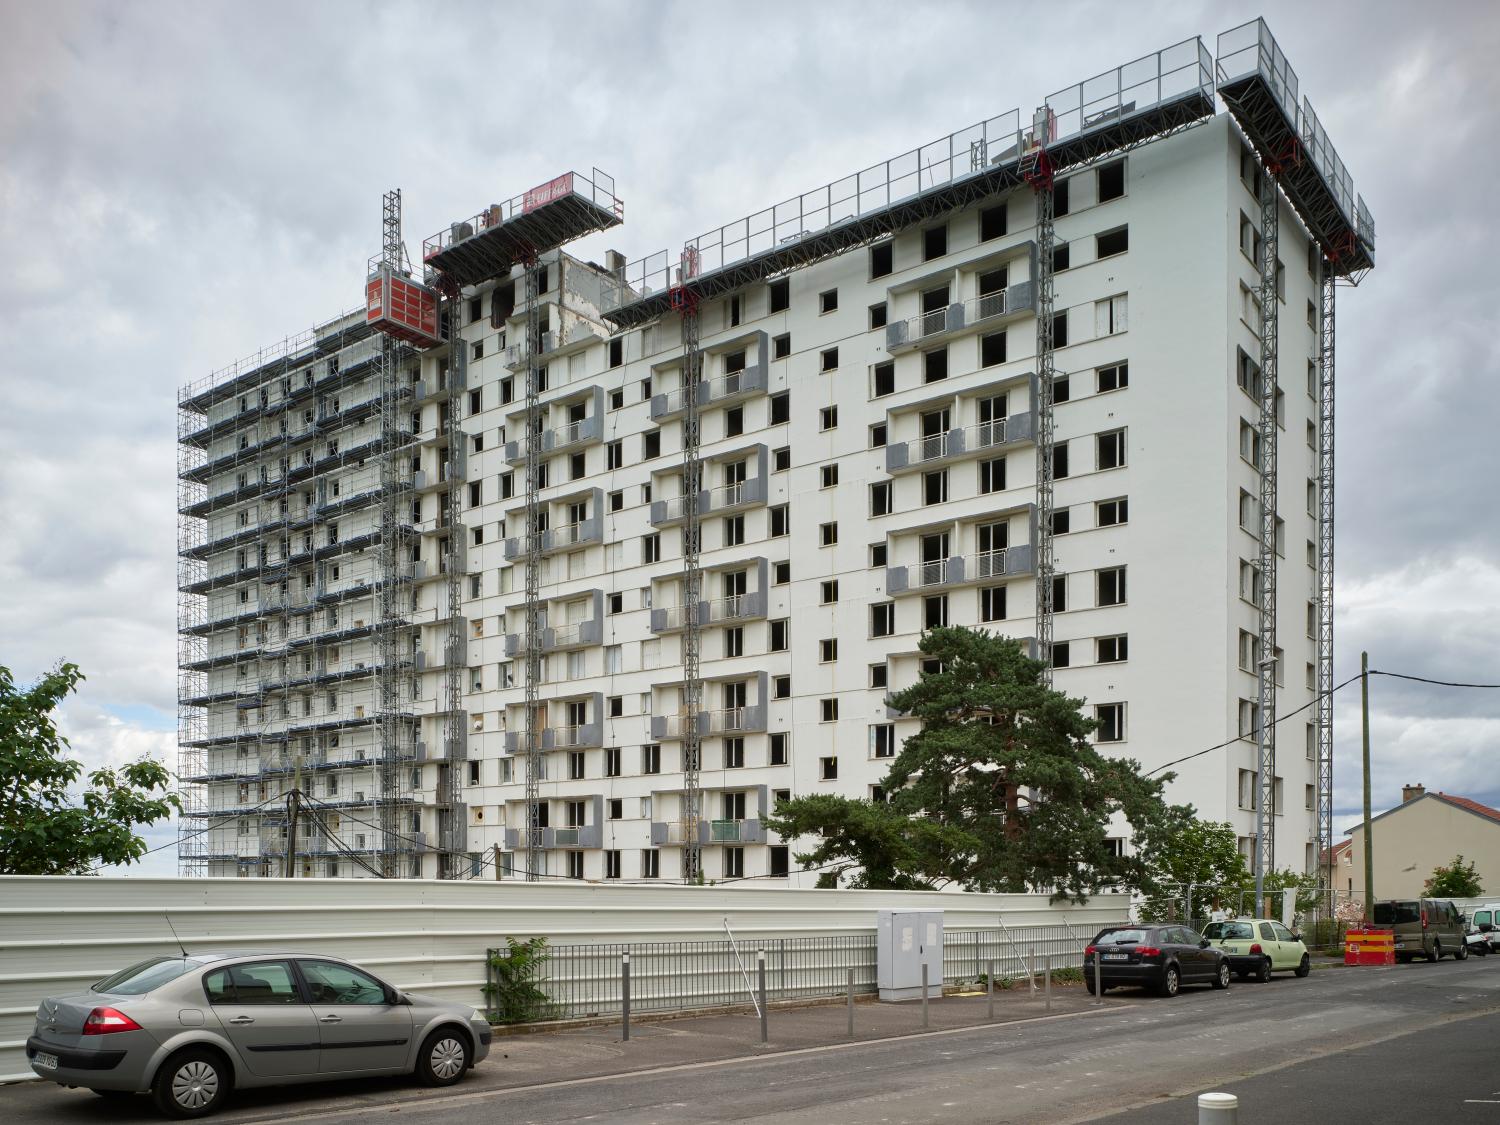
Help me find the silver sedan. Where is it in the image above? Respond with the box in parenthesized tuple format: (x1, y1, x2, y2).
(26, 950, 493, 1118)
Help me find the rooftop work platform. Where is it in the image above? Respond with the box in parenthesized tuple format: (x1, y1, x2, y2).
(1216, 18, 1375, 277)
(422, 170, 623, 288)
(601, 38, 1215, 330)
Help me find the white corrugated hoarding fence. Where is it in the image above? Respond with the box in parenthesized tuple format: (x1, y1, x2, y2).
(0, 876, 1127, 1082)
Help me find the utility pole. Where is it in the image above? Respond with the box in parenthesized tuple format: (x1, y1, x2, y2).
(284, 788, 299, 880)
(1361, 650, 1374, 920)
(493, 843, 503, 881)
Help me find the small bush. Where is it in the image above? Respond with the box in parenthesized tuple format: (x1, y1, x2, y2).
(483, 937, 555, 1024)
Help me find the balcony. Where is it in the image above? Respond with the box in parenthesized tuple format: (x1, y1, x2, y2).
(650, 476, 767, 527)
(502, 515, 603, 560)
(650, 589, 767, 634)
(650, 809, 767, 847)
(650, 334, 769, 422)
(503, 618, 603, 658)
(886, 545, 1036, 594)
(885, 282, 1037, 354)
(503, 695, 604, 754)
(504, 824, 603, 850)
(650, 704, 767, 741)
(885, 412, 1037, 473)
(502, 388, 606, 463)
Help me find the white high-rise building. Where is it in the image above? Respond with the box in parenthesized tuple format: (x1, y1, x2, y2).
(178, 20, 1373, 884)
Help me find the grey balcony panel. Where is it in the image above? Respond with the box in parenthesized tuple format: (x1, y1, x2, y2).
(885, 442, 908, 472)
(887, 566, 909, 594)
(1002, 544, 1036, 576)
(576, 824, 601, 849)
(504, 828, 519, 849)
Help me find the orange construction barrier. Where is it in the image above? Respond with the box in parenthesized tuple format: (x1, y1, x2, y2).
(1345, 927, 1395, 966)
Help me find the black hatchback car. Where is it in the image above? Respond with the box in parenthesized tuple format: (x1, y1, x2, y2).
(1083, 924, 1232, 997)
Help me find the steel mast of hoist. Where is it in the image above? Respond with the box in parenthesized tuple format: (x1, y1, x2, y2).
(671, 250, 705, 883)
(1215, 18, 1375, 915)
(421, 172, 624, 883)
(1021, 110, 1058, 682)
(365, 188, 434, 878)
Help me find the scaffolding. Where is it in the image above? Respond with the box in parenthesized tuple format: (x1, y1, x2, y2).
(420, 172, 623, 882)
(177, 310, 422, 876)
(1022, 115, 1058, 681)
(1215, 17, 1376, 906)
(672, 251, 705, 882)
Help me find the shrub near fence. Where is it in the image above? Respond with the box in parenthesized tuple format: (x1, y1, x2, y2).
(487, 924, 1115, 1023)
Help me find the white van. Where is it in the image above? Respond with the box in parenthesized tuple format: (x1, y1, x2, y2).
(1471, 903, 1500, 951)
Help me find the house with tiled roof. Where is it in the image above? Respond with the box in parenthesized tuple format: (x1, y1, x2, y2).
(1342, 784, 1500, 905)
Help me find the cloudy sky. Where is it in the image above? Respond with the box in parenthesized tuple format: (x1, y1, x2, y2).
(2, 1, 1497, 877)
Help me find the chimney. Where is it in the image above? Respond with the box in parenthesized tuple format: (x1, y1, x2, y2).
(1402, 783, 1426, 804)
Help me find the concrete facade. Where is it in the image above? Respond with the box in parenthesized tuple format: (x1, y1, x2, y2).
(181, 111, 1339, 883)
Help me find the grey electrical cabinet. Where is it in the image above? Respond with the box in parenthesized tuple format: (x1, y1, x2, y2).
(876, 909, 943, 1001)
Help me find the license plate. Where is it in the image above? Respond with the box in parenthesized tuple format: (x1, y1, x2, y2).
(1394, 942, 1405, 949)
(1103, 953, 1128, 961)
(33, 1051, 58, 1071)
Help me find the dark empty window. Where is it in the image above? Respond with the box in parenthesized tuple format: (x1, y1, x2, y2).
(609, 337, 624, 367)
(1096, 227, 1129, 258)
(870, 481, 892, 517)
(1097, 363, 1128, 393)
(923, 348, 948, 383)
(1051, 508, 1071, 534)
(1052, 442, 1069, 479)
(770, 391, 789, 425)
(979, 456, 1005, 494)
(981, 585, 1006, 622)
(923, 469, 948, 505)
(1098, 161, 1125, 202)
(870, 241, 893, 278)
(981, 331, 1007, 367)
(923, 225, 948, 261)
(1097, 429, 1126, 470)
(869, 303, 888, 330)
(923, 594, 948, 629)
(1053, 310, 1069, 347)
(1097, 566, 1127, 606)
(1054, 178, 1070, 216)
(1053, 243, 1071, 272)
(769, 278, 789, 313)
(770, 504, 789, 537)
(873, 361, 895, 397)
(819, 289, 838, 314)
(980, 203, 1007, 241)
(643, 430, 661, 459)
(773, 333, 791, 359)
(821, 347, 839, 372)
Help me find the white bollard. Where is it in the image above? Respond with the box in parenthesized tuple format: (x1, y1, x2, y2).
(1198, 1092, 1238, 1124)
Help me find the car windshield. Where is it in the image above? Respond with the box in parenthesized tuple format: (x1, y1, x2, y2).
(1373, 901, 1420, 925)
(1203, 922, 1255, 940)
(1094, 928, 1151, 946)
(94, 957, 202, 996)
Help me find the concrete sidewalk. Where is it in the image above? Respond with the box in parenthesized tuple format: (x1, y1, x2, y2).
(481, 981, 1123, 1092)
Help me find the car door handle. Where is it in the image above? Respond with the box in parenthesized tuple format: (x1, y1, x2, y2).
(228, 1015, 255, 1025)
(319, 1015, 343, 1024)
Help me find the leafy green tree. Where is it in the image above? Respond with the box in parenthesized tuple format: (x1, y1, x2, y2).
(765, 628, 1178, 901)
(1425, 854, 1484, 898)
(1136, 816, 1249, 920)
(0, 663, 180, 875)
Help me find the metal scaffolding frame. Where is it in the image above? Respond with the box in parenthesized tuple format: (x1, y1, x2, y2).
(672, 253, 705, 882)
(1252, 169, 1281, 912)
(1022, 122, 1058, 682)
(1315, 263, 1336, 893)
(522, 253, 546, 881)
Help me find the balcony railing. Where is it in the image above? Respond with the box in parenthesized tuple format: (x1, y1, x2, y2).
(650, 477, 766, 527)
(650, 363, 768, 422)
(650, 705, 767, 740)
(502, 516, 603, 560)
(504, 414, 602, 463)
(886, 545, 1036, 594)
(709, 818, 766, 844)
(886, 282, 1037, 353)
(884, 413, 1037, 473)
(649, 591, 766, 634)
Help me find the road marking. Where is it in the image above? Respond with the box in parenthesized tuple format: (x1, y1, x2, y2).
(1465, 1100, 1500, 1104)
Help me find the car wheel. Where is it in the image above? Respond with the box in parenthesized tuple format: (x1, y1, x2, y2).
(1295, 953, 1311, 978)
(415, 1027, 472, 1087)
(151, 1048, 229, 1119)
(1255, 957, 1272, 983)
(1455, 941, 1468, 961)
(1157, 965, 1180, 998)
(1430, 941, 1442, 963)
(1212, 961, 1231, 990)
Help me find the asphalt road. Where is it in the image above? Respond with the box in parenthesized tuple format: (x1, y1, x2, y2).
(7, 957, 1499, 1123)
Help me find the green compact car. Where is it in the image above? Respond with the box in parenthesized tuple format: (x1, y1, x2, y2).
(1201, 918, 1311, 982)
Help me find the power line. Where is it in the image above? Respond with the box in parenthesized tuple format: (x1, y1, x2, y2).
(1148, 673, 1363, 777)
(1369, 670, 1500, 689)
